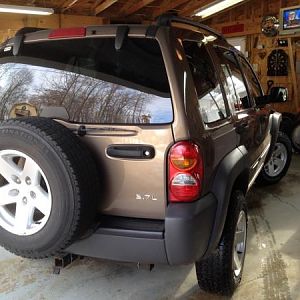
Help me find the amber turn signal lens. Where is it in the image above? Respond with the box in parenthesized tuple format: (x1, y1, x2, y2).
(169, 142, 199, 171)
(171, 158, 197, 170)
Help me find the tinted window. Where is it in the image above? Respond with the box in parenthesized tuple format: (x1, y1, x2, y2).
(183, 41, 227, 124)
(215, 48, 251, 111)
(0, 38, 172, 124)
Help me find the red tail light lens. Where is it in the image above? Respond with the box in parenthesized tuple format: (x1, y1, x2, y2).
(168, 141, 203, 202)
(49, 27, 86, 39)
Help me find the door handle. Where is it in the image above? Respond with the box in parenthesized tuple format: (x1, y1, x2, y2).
(235, 122, 249, 134)
(106, 145, 155, 159)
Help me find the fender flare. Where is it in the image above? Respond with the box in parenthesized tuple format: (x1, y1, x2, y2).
(203, 146, 249, 257)
(265, 112, 282, 162)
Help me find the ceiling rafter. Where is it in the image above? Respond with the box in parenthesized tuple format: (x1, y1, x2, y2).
(118, 1, 136, 16)
(179, 0, 212, 17)
(61, 0, 81, 12)
(152, 0, 190, 18)
(95, 0, 118, 15)
(122, 0, 156, 17)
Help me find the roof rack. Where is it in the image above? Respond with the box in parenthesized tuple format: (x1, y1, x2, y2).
(15, 27, 47, 36)
(12, 27, 48, 56)
(155, 14, 226, 41)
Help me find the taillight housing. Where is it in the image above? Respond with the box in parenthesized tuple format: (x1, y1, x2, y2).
(168, 141, 203, 202)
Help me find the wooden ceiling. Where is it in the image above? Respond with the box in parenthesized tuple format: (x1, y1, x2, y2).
(0, 0, 226, 22)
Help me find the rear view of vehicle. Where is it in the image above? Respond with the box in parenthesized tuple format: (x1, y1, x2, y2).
(0, 16, 292, 297)
(0, 26, 178, 254)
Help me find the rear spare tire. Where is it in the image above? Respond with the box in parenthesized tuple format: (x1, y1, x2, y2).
(0, 117, 99, 258)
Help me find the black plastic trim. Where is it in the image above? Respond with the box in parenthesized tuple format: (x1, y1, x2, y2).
(106, 145, 155, 159)
(66, 232, 167, 264)
(165, 193, 217, 264)
(266, 112, 282, 162)
(203, 146, 248, 257)
(115, 26, 129, 51)
(156, 14, 226, 41)
(97, 227, 163, 239)
(66, 194, 217, 265)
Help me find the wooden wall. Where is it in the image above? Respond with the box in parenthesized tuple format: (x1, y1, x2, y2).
(205, 0, 300, 113)
(0, 13, 107, 43)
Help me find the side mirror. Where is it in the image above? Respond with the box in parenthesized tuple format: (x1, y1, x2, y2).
(269, 87, 288, 103)
(255, 87, 288, 107)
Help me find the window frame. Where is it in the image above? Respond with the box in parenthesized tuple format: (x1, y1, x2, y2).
(174, 26, 232, 127)
(237, 54, 264, 99)
(212, 44, 258, 112)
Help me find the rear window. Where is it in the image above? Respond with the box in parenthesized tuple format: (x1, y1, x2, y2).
(0, 37, 173, 124)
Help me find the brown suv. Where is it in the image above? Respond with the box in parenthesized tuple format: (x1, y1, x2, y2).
(0, 15, 292, 295)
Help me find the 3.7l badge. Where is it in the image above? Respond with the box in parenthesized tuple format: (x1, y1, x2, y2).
(136, 194, 158, 201)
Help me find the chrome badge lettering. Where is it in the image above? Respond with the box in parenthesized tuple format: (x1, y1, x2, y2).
(136, 194, 158, 201)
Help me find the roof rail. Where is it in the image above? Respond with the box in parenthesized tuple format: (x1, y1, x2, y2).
(155, 14, 226, 41)
(15, 27, 47, 37)
(12, 27, 48, 56)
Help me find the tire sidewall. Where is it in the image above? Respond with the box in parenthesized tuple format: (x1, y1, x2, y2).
(260, 132, 292, 184)
(0, 127, 77, 253)
(226, 191, 248, 288)
(291, 123, 300, 152)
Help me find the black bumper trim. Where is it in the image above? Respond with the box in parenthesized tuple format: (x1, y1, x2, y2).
(66, 193, 217, 265)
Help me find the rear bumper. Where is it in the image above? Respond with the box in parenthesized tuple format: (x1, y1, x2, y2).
(66, 193, 217, 265)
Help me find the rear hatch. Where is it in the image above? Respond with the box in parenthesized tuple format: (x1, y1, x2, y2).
(0, 28, 174, 219)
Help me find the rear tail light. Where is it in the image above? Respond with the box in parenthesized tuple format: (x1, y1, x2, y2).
(48, 27, 86, 39)
(168, 141, 203, 202)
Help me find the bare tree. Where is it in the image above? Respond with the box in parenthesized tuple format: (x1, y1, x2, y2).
(37, 71, 149, 123)
(0, 64, 33, 119)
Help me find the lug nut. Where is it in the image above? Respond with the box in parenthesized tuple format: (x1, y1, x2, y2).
(25, 177, 31, 185)
(11, 175, 21, 184)
(30, 191, 36, 199)
(22, 197, 28, 204)
(8, 189, 19, 197)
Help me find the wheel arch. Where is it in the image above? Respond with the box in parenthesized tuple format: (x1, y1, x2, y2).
(266, 112, 282, 162)
(203, 146, 249, 257)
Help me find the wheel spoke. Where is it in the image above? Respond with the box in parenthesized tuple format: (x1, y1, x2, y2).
(273, 158, 284, 169)
(14, 202, 35, 234)
(21, 158, 41, 185)
(32, 187, 51, 216)
(266, 162, 275, 175)
(0, 185, 18, 206)
(235, 229, 245, 245)
(233, 251, 241, 271)
(0, 149, 52, 236)
(0, 156, 20, 182)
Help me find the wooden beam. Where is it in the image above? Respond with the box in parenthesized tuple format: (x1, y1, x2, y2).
(95, 0, 118, 15)
(61, 0, 80, 12)
(119, 1, 135, 15)
(288, 37, 299, 111)
(123, 0, 156, 16)
(152, 0, 190, 18)
(179, 0, 213, 17)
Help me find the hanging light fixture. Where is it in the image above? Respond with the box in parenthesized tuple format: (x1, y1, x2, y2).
(0, 4, 54, 15)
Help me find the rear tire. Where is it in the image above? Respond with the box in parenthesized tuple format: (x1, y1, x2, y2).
(291, 123, 300, 153)
(0, 117, 100, 258)
(195, 191, 247, 296)
(256, 131, 292, 185)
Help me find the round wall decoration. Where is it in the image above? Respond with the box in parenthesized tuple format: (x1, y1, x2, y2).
(261, 16, 280, 37)
(267, 49, 288, 76)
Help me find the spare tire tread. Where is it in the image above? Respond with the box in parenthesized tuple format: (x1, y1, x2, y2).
(0, 117, 100, 258)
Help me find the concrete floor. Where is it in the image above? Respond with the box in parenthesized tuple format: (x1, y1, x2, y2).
(0, 155, 300, 300)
